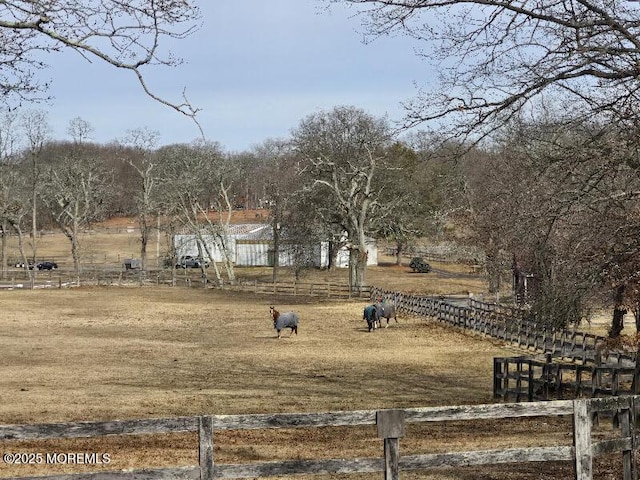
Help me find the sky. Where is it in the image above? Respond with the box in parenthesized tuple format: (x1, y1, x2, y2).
(35, 1, 435, 152)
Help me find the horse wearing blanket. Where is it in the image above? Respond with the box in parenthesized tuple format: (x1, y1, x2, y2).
(270, 306, 299, 339)
(375, 299, 397, 327)
(363, 304, 380, 332)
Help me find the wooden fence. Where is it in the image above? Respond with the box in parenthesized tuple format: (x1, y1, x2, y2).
(368, 286, 640, 402)
(0, 269, 206, 290)
(494, 355, 639, 402)
(225, 279, 371, 299)
(2, 396, 638, 480)
(369, 287, 635, 367)
(0, 270, 370, 299)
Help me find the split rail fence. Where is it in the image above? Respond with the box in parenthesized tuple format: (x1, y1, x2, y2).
(369, 287, 634, 367)
(226, 279, 371, 299)
(369, 286, 638, 402)
(2, 396, 638, 480)
(1, 270, 370, 300)
(494, 355, 638, 403)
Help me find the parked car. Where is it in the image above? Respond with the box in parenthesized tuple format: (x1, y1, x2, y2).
(123, 258, 141, 270)
(35, 261, 58, 270)
(409, 257, 431, 273)
(176, 255, 209, 269)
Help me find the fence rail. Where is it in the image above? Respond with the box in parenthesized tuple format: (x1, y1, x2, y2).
(1, 396, 638, 480)
(0, 269, 208, 290)
(368, 286, 640, 402)
(226, 279, 371, 299)
(494, 356, 639, 402)
(369, 287, 635, 368)
(0, 270, 370, 299)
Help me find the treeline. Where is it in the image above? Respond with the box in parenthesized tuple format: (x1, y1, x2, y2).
(3, 108, 640, 340)
(0, 108, 444, 290)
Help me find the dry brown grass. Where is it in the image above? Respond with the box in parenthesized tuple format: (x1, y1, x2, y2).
(0, 287, 508, 424)
(0, 224, 622, 479)
(0, 287, 618, 479)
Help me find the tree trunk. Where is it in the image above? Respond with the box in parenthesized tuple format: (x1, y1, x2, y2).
(216, 234, 236, 284)
(71, 232, 81, 286)
(31, 182, 38, 264)
(156, 215, 161, 268)
(328, 241, 339, 271)
(486, 238, 501, 294)
(139, 213, 148, 271)
(395, 242, 403, 266)
(14, 224, 34, 283)
(609, 284, 627, 338)
(272, 211, 280, 283)
(196, 240, 208, 286)
(1, 222, 6, 280)
(218, 183, 236, 284)
(349, 245, 368, 292)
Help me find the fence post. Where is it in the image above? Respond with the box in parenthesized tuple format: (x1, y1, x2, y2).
(620, 397, 636, 480)
(377, 409, 405, 480)
(573, 399, 593, 480)
(592, 352, 602, 398)
(493, 358, 502, 399)
(199, 416, 214, 480)
(528, 360, 534, 402)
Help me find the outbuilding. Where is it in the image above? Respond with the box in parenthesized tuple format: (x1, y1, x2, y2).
(174, 223, 378, 268)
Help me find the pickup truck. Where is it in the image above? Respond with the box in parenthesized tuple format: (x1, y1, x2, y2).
(176, 255, 209, 269)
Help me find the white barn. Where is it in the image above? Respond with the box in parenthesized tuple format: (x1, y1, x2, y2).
(174, 223, 377, 268)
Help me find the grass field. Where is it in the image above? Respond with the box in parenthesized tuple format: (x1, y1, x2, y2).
(0, 222, 626, 478)
(1, 286, 598, 480)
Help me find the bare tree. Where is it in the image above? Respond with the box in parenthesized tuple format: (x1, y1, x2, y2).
(332, 0, 640, 334)
(196, 142, 239, 285)
(463, 115, 640, 332)
(293, 106, 393, 290)
(374, 140, 437, 266)
(40, 146, 114, 283)
(120, 127, 161, 271)
(331, 0, 640, 141)
(0, 165, 33, 282)
(157, 142, 235, 286)
(66, 117, 94, 144)
(20, 109, 50, 264)
(0, 1, 201, 122)
(0, 110, 19, 277)
(252, 139, 301, 282)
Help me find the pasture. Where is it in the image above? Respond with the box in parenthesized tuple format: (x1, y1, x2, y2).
(0, 287, 624, 479)
(0, 220, 628, 478)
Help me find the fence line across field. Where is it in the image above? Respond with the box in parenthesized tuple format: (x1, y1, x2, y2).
(369, 286, 640, 402)
(0, 278, 630, 363)
(1, 396, 637, 480)
(369, 287, 635, 368)
(0, 271, 371, 299)
(494, 355, 639, 403)
(227, 279, 371, 299)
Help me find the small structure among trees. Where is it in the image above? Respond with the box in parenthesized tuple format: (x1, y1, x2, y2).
(174, 224, 378, 269)
(512, 259, 538, 306)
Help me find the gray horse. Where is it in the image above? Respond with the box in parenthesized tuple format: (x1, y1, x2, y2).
(270, 306, 299, 339)
(363, 304, 380, 332)
(375, 300, 397, 327)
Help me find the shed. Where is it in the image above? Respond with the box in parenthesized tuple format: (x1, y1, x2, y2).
(174, 224, 378, 268)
